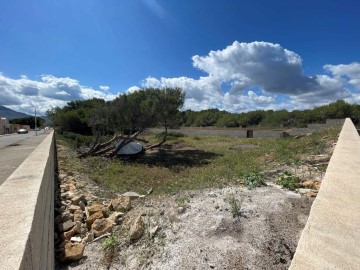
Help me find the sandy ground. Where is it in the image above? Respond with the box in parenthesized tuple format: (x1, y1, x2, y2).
(60, 184, 313, 270)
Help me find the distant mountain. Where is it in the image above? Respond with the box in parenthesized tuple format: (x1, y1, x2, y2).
(0, 105, 32, 120)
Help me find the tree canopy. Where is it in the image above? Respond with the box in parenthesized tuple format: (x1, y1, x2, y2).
(48, 98, 360, 136)
(180, 100, 360, 128)
(47, 87, 185, 157)
(10, 116, 45, 129)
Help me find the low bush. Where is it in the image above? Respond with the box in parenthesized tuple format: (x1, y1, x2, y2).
(228, 194, 242, 218)
(244, 172, 266, 189)
(102, 234, 117, 253)
(276, 171, 301, 190)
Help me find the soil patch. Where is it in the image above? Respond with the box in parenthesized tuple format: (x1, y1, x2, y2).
(59, 186, 313, 270)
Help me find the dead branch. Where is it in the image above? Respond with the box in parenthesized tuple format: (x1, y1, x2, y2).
(109, 131, 142, 157)
(77, 131, 148, 158)
(145, 125, 168, 151)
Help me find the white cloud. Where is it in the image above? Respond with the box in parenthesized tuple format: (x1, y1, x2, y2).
(223, 91, 275, 112)
(138, 41, 359, 112)
(55, 91, 71, 96)
(100, 85, 110, 91)
(141, 75, 224, 110)
(0, 74, 117, 115)
(324, 62, 360, 89)
(126, 86, 141, 93)
(2, 41, 359, 116)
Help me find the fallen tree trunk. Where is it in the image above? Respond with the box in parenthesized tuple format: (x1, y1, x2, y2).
(108, 131, 141, 157)
(78, 133, 113, 158)
(77, 127, 168, 158)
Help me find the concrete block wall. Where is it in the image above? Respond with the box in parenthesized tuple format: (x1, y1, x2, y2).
(326, 118, 346, 126)
(290, 119, 345, 136)
(0, 132, 55, 270)
(290, 118, 360, 269)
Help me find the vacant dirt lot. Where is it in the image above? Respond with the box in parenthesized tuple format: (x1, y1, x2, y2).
(56, 128, 339, 270)
(59, 183, 313, 270)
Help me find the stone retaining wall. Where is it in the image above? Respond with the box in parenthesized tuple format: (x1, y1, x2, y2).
(0, 132, 55, 270)
(290, 118, 360, 269)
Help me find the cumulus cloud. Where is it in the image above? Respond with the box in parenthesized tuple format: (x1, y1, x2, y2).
(191, 41, 345, 98)
(223, 90, 275, 112)
(2, 41, 359, 115)
(140, 41, 359, 111)
(141, 76, 224, 110)
(324, 62, 360, 90)
(0, 73, 117, 115)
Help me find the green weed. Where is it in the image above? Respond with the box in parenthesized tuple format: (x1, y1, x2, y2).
(244, 172, 266, 189)
(276, 171, 301, 190)
(228, 194, 242, 218)
(102, 234, 117, 253)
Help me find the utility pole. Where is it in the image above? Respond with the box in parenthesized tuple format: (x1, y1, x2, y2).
(32, 106, 37, 136)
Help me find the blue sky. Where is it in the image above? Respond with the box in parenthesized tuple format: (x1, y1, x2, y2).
(1, 0, 360, 115)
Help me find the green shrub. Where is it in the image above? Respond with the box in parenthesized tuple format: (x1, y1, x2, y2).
(244, 172, 266, 189)
(60, 132, 94, 148)
(228, 194, 242, 218)
(276, 171, 301, 190)
(102, 234, 117, 253)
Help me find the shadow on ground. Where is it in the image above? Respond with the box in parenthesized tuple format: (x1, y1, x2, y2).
(120, 146, 220, 169)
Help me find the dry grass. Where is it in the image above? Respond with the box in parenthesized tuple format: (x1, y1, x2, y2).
(56, 128, 340, 195)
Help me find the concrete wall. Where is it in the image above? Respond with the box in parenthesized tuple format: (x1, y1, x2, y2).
(149, 128, 285, 138)
(290, 118, 360, 269)
(0, 131, 55, 270)
(290, 119, 345, 136)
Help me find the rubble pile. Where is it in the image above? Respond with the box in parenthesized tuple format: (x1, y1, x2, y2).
(54, 172, 144, 262)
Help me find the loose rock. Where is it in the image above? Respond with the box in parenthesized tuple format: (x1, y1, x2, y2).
(62, 229, 75, 241)
(86, 204, 107, 217)
(63, 242, 85, 261)
(58, 220, 75, 233)
(74, 209, 84, 222)
(108, 211, 124, 225)
(78, 201, 86, 210)
(71, 195, 86, 206)
(73, 221, 83, 234)
(91, 218, 114, 237)
(86, 211, 104, 229)
(55, 212, 72, 224)
(110, 196, 132, 212)
(129, 216, 144, 241)
(69, 205, 81, 213)
(302, 180, 315, 189)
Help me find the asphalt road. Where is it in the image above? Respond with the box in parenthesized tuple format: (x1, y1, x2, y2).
(0, 131, 49, 186)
